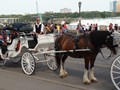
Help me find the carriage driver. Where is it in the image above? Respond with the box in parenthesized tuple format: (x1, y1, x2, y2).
(33, 17, 44, 35)
(32, 17, 45, 44)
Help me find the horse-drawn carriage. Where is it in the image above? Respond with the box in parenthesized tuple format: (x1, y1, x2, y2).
(0, 23, 58, 75)
(0, 23, 120, 90)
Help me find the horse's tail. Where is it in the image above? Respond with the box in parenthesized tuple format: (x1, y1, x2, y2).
(55, 36, 62, 68)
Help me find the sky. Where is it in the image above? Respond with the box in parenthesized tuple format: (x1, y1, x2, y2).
(0, 0, 112, 15)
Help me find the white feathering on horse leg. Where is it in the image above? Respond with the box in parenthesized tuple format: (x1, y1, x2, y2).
(89, 67, 98, 83)
(64, 69, 68, 76)
(60, 64, 66, 78)
(83, 69, 91, 84)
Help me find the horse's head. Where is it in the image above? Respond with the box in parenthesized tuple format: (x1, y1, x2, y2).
(90, 31, 117, 55)
(105, 32, 118, 55)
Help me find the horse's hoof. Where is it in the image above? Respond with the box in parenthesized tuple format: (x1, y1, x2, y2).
(60, 75, 66, 78)
(90, 78, 98, 83)
(83, 79, 91, 85)
(60, 71, 68, 78)
(60, 73, 68, 78)
(65, 72, 68, 76)
(83, 81, 91, 85)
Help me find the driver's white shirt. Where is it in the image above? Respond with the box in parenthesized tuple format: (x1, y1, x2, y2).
(33, 23, 44, 33)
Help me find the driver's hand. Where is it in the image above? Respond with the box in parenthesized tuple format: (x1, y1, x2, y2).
(32, 32, 36, 35)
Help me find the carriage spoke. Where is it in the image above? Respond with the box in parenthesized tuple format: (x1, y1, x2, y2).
(24, 66, 28, 73)
(30, 66, 34, 72)
(117, 59, 120, 64)
(117, 81, 120, 86)
(113, 76, 120, 80)
(113, 64, 120, 70)
(112, 71, 120, 74)
(23, 55, 27, 61)
(23, 63, 27, 67)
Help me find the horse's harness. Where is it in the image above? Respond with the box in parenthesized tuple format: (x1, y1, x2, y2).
(66, 33, 90, 50)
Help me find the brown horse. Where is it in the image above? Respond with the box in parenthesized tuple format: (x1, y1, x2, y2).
(55, 31, 117, 84)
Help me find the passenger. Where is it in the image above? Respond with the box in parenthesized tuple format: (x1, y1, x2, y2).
(0, 29, 8, 57)
(7, 29, 19, 45)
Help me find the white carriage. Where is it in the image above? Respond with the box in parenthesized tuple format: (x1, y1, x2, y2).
(0, 29, 58, 75)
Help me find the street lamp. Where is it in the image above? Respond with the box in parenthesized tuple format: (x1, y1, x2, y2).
(51, 15, 54, 24)
(78, 1, 82, 25)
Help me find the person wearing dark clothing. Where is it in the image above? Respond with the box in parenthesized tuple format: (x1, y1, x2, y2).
(33, 18, 44, 43)
(114, 24, 118, 30)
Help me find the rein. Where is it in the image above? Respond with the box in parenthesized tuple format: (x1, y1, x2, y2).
(99, 48, 113, 60)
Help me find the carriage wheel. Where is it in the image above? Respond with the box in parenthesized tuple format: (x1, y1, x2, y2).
(110, 56, 120, 90)
(21, 52, 36, 75)
(46, 53, 57, 71)
(11, 57, 21, 64)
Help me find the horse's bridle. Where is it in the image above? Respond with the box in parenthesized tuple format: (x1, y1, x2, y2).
(100, 34, 118, 60)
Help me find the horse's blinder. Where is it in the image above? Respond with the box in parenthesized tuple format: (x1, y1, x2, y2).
(105, 35, 118, 48)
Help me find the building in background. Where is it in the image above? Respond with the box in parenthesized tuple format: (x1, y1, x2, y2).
(116, 0, 120, 12)
(110, 0, 120, 12)
(0, 18, 19, 24)
(110, 0, 116, 12)
(60, 8, 71, 13)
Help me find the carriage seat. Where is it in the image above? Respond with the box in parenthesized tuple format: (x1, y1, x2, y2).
(7, 38, 20, 51)
(7, 34, 19, 45)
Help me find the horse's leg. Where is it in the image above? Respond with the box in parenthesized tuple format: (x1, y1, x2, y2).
(62, 54, 68, 76)
(60, 54, 68, 78)
(89, 54, 98, 83)
(55, 53, 62, 68)
(83, 56, 91, 84)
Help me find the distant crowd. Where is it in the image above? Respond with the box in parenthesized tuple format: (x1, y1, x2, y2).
(1, 17, 120, 36)
(43, 22, 120, 35)
(76, 23, 120, 34)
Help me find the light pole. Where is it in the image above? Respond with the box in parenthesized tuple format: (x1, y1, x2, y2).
(51, 15, 54, 24)
(78, 1, 82, 25)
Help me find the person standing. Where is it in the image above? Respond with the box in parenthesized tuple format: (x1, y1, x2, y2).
(56, 24, 60, 35)
(76, 24, 80, 36)
(109, 23, 113, 32)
